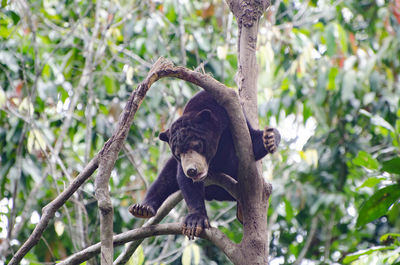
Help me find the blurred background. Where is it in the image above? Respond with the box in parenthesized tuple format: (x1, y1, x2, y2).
(0, 0, 399, 264)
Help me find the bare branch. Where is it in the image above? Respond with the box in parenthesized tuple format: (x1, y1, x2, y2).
(115, 191, 183, 264)
(58, 223, 182, 265)
(294, 216, 318, 265)
(60, 191, 182, 265)
(60, 222, 237, 265)
(53, 0, 104, 156)
(8, 156, 100, 265)
(205, 173, 239, 200)
(122, 144, 149, 189)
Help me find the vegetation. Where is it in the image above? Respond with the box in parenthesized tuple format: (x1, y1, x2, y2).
(0, 0, 399, 264)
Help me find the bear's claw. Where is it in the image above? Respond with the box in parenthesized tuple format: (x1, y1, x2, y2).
(182, 213, 210, 240)
(263, 126, 279, 154)
(128, 204, 156, 218)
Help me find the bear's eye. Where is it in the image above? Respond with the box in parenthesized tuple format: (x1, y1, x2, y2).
(192, 142, 203, 152)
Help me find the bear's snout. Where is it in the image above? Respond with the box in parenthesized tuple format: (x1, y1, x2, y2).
(186, 168, 198, 178)
(181, 150, 208, 182)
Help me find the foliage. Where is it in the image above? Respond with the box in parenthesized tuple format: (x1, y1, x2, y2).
(0, 0, 399, 264)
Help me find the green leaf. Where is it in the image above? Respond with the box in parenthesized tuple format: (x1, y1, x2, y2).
(371, 115, 395, 132)
(382, 157, 400, 174)
(337, 23, 348, 54)
(341, 70, 356, 101)
(192, 244, 201, 265)
(182, 242, 201, 265)
(325, 24, 337, 57)
(380, 233, 400, 242)
(353, 151, 379, 170)
(42, 63, 52, 80)
(182, 244, 192, 265)
(165, 4, 177, 22)
(6, 10, 20, 24)
(360, 110, 394, 132)
(327, 67, 338, 90)
(128, 245, 144, 265)
(357, 177, 384, 190)
(289, 243, 299, 257)
(356, 184, 400, 227)
(284, 198, 294, 222)
(0, 89, 5, 108)
(104, 75, 116, 94)
(343, 246, 395, 264)
(388, 202, 400, 224)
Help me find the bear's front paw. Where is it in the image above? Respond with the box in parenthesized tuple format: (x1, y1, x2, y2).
(128, 204, 156, 218)
(263, 126, 280, 154)
(182, 213, 210, 240)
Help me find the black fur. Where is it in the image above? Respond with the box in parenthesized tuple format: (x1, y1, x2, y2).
(129, 91, 280, 236)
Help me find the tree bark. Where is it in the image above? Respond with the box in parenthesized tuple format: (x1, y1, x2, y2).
(226, 1, 271, 264)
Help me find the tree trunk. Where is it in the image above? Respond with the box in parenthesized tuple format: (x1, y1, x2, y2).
(227, 1, 271, 264)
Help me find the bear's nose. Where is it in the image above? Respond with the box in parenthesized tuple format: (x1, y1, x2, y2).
(186, 168, 198, 177)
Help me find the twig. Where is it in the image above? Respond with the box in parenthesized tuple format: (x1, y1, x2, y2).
(60, 221, 236, 265)
(114, 191, 183, 264)
(122, 144, 149, 189)
(53, 0, 103, 157)
(293, 215, 318, 265)
(8, 156, 100, 265)
(324, 209, 335, 262)
(57, 191, 182, 265)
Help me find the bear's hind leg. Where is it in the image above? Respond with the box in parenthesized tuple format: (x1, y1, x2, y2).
(129, 157, 179, 219)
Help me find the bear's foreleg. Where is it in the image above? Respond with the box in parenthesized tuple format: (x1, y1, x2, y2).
(249, 125, 281, 160)
(129, 157, 179, 218)
(177, 166, 210, 240)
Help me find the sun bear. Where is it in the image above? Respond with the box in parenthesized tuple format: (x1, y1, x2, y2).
(129, 90, 280, 239)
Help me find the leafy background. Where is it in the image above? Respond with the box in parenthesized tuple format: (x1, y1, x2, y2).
(0, 0, 399, 264)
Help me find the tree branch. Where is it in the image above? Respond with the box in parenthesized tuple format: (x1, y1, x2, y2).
(58, 222, 237, 265)
(294, 216, 318, 265)
(205, 173, 239, 200)
(56, 191, 182, 265)
(8, 156, 100, 265)
(114, 191, 183, 265)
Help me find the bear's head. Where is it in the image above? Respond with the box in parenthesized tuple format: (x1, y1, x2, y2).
(159, 109, 221, 182)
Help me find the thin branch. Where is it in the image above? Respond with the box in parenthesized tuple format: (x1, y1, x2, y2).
(59, 223, 182, 265)
(324, 210, 335, 262)
(205, 173, 238, 200)
(114, 191, 183, 264)
(8, 156, 100, 265)
(122, 144, 149, 189)
(60, 222, 236, 265)
(0, 124, 27, 258)
(53, 0, 103, 156)
(293, 216, 319, 265)
(62, 191, 182, 265)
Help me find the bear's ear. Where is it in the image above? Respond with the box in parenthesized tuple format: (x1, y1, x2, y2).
(196, 109, 216, 122)
(159, 129, 170, 142)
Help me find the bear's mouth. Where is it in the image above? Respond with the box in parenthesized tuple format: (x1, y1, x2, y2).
(181, 150, 209, 182)
(191, 171, 208, 182)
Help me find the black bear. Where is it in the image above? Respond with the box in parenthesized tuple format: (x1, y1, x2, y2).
(129, 90, 280, 239)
